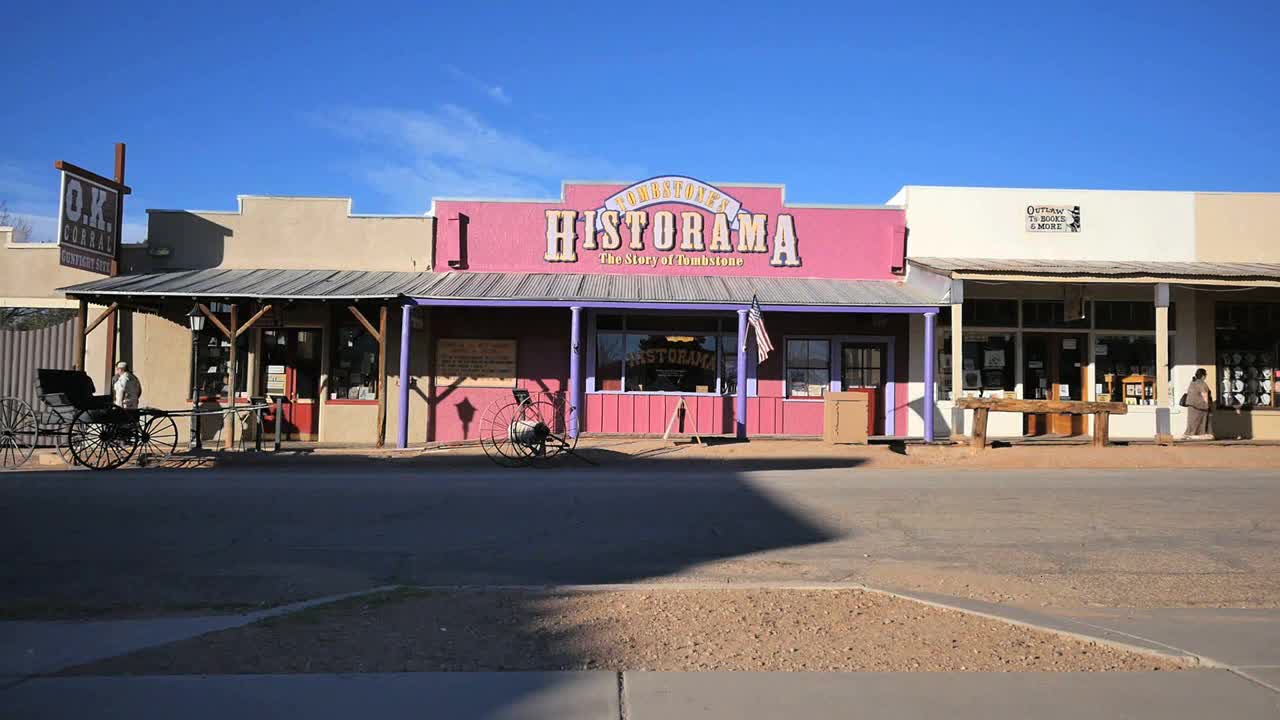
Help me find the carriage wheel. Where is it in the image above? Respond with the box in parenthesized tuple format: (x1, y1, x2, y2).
(137, 413, 178, 460)
(0, 398, 38, 469)
(68, 408, 139, 471)
(479, 398, 532, 467)
(518, 394, 576, 467)
(54, 431, 76, 467)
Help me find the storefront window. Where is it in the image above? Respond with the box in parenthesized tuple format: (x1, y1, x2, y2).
(624, 334, 718, 392)
(330, 324, 380, 400)
(1215, 303, 1279, 409)
(593, 315, 730, 394)
(938, 333, 1015, 400)
(1094, 301, 1176, 331)
(194, 329, 248, 399)
(1095, 335, 1158, 405)
(786, 339, 830, 398)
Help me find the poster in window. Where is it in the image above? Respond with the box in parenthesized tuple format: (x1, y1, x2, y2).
(983, 349, 1005, 369)
(435, 339, 518, 388)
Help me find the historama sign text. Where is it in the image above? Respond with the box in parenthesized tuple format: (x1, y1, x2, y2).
(542, 176, 802, 269)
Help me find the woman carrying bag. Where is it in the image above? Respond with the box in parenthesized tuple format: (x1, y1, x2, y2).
(1181, 368, 1213, 440)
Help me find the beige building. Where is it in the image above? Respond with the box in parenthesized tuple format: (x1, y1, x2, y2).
(895, 186, 1280, 440)
(1, 197, 435, 446)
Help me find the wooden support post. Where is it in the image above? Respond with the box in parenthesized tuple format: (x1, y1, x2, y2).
(970, 407, 989, 451)
(376, 304, 388, 448)
(1093, 411, 1110, 447)
(225, 303, 238, 451)
(73, 299, 88, 371)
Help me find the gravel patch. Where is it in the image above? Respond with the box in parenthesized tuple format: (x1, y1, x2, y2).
(65, 589, 1186, 674)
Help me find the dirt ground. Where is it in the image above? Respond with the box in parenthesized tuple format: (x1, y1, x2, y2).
(67, 589, 1186, 674)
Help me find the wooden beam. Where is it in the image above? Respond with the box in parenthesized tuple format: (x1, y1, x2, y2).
(347, 305, 382, 343)
(376, 305, 388, 448)
(84, 302, 119, 336)
(954, 397, 1128, 415)
(104, 310, 117, 391)
(1093, 411, 1111, 448)
(970, 407, 990, 451)
(72, 299, 88, 371)
(52, 160, 133, 194)
(224, 303, 238, 451)
(237, 303, 273, 337)
(198, 304, 232, 339)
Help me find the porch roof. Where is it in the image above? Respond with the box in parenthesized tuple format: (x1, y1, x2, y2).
(408, 272, 946, 307)
(61, 269, 948, 308)
(910, 257, 1280, 284)
(59, 268, 439, 301)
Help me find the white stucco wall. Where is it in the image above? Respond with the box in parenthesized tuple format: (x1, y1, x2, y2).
(897, 186, 1197, 262)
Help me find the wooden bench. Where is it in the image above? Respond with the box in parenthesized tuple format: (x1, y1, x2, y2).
(954, 397, 1128, 450)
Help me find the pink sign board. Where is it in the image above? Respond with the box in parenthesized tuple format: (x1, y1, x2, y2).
(432, 177, 906, 280)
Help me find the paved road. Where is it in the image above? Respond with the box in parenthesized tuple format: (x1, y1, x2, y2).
(5, 671, 1280, 720)
(2, 465, 1278, 612)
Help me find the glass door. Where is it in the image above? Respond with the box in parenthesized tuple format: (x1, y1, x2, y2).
(260, 329, 322, 440)
(840, 343, 886, 436)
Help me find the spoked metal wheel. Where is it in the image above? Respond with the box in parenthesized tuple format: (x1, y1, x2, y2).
(479, 397, 532, 467)
(68, 408, 139, 471)
(479, 392, 577, 468)
(512, 394, 575, 467)
(0, 398, 38, 469)
(136, 412, 178, 461)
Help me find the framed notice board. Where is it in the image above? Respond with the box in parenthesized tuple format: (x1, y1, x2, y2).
(434, 338, 518, 388)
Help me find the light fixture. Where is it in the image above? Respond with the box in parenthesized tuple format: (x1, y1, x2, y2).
(187, 305, 206, 333)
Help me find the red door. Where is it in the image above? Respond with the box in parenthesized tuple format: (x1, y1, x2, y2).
(841, 343, 886, 436)
(260, 329, 322, 440)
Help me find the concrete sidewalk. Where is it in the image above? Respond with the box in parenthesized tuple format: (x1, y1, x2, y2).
(3, 670, 1279, 720)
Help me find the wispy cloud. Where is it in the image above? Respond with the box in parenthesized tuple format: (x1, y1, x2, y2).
(1, 162, 146, 244)
(445, 65, 512, 105)
(316, 105, 641, 209)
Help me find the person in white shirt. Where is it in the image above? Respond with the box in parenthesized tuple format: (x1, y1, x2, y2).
(112, 361, 142, 409)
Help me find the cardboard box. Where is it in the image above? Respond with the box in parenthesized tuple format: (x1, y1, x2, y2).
(823, 391, 870, 444)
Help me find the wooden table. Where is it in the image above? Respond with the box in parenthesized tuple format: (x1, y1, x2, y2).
(954, 397, 1129, 450)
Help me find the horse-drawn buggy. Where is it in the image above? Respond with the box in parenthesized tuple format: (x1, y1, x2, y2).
(0, 369, 178, 471)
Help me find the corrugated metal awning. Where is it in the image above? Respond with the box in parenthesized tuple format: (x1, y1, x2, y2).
(409, 272, 945, 306)
(910, 257, 1280, 282)
(60, 268, 440, 300)
(61, 268, 946, 307)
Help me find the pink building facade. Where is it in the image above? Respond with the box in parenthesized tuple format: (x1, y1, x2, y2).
(401, 177, 945, 445)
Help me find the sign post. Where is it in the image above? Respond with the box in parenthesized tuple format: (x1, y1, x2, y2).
(54, 143, 131, 380)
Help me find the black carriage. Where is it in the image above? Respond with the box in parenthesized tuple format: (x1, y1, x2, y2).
(0, 369, 178, 471)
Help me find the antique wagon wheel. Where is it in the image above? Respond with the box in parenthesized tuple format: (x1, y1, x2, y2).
(67, 408, 140, 471)
(514, 393, 577, 467)
(0, 398, 38, 469)
(136, 412, 178, 460)
(479, 396, 533, 467)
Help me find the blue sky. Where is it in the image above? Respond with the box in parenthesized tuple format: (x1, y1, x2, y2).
(2, 1, 1278, 243)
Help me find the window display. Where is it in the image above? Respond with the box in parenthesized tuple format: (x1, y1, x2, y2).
(193, 328, 248, 399)
(594, 315, 732, 394)
(1095, 335, 1160, 405)
(331, 324, 379, 400)
(939, 333, 1015, 400)
(1215, 303, 1280, 409)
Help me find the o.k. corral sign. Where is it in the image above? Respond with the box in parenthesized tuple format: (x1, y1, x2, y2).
(55, 153, 130, 275)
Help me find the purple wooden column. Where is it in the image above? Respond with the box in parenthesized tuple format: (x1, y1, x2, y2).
(397, 303, 412, 449)
(736, 309, 749, 440)
(923, 310, 937, 442)
(569, 306, 583, 438)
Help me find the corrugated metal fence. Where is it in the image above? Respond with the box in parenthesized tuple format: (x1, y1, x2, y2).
(0, 318, 75, 410)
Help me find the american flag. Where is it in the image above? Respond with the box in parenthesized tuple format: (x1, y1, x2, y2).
(747, 295, 773, 364)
